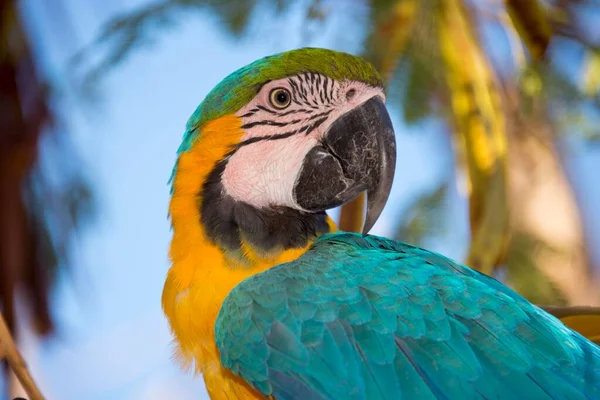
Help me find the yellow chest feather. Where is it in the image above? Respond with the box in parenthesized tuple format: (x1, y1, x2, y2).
(162, 238, 309, 399)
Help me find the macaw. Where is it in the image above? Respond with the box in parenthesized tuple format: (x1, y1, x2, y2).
(162, 47, 600, 399)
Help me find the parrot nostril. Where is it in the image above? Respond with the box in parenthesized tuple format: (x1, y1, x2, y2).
(346, 89, 356, 101)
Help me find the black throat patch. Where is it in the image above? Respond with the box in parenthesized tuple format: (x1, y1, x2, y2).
(200, 159, 331, 258)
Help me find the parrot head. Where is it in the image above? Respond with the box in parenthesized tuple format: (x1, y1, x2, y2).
(173, 48, 396, 255)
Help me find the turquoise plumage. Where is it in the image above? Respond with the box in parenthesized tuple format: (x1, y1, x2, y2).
(216, 232, 600, 399)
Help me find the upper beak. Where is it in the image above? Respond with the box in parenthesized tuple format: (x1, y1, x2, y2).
(293, 96, 397, 234)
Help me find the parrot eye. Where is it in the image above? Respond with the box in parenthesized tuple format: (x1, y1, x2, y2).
(269, 88, 292, 109)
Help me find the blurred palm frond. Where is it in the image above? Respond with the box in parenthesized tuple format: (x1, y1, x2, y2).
(0, 0, 95, 343)
(394, 180, 449, 246)
(502, 231, 566, 305)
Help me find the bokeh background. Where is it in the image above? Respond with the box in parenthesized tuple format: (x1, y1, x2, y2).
(1, 0, 600, 399)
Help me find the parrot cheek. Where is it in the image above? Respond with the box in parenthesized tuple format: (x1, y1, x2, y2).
(221, 135, 317, 209)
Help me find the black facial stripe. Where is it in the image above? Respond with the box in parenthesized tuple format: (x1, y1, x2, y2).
(298, 75, 308, 100)
(321, 76, 330, 104)
(242, 105, 311, 119)
(311, 86, 320, 106)
(237, 130, 299, 148)
(237, 130, 298, 147)
(300, 87, 309, 102)
(324, 76, 332, 102)
(237, 111, 331, 149)
(243, 109, 327, 129)
(298, 124, 310, 134)
(305, 116, 328, 136)
(286, 80, 298, 101)
(278, 108, 312, 116)
(240, 107, 261, 118)
(307, 110, 331, 121)
(288, 78, 299, 92)
(256, 105, 277, 114)
(292, 86, 304, 104)
(287, 78, 298, 95)
(241, 118, 302, 130)
(288, 79, 307, 102)
(300, 78, 308, 99)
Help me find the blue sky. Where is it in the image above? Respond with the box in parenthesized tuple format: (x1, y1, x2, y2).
(9, 1, 600, 399)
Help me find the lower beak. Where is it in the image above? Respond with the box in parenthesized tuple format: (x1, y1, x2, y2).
(293, 96, 396, 234)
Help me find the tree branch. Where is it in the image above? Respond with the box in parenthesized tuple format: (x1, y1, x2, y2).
(0, 313, 45, 400)
(541, 305, 600, 318)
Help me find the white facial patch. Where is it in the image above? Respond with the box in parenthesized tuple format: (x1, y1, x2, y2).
(222, 134, 318, 209)
(221, 74, 385, 209)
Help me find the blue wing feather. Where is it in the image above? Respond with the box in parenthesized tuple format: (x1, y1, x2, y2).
(215, 232, 600, 399)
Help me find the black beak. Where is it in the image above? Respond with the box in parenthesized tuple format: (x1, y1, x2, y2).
(293, 96, 396, 234)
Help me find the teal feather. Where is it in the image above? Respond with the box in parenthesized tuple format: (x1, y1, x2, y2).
(215, 232, 600, 399)
(308, 325, 347, 380)
(314, 302, 339, 323)
(300, 319, 324, 345)
(394, 350, 438, 399)
(338, 290, 373, 325)
(266, 322, 308, 367)
(362, 290, 398, 333)
(288, 300, 317, 320)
